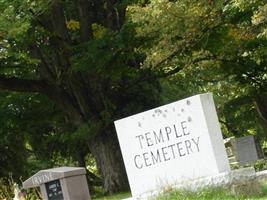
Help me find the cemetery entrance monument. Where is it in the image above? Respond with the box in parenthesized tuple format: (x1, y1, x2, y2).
(23, 167, 90, 200)
(115, 93, 231, 199)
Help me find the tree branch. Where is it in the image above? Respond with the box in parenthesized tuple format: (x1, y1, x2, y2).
(49, 0, 72, 74)
(0, 75, 84, 124)
(0, 75, 48, 93)
(124, 55, 215, 91)
(106, 0, 118, 30)
(77, 0, 93, 42)
(29, 43, 56, 82)
(51, 0, 70, 43)
(255, 94, 267, 124)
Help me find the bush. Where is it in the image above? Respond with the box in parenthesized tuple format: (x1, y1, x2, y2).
(254, 159, 267, 172)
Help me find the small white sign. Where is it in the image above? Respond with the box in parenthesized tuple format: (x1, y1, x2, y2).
(114, 93, 230, 197)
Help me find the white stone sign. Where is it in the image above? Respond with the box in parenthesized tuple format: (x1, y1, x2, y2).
(114, 93, 230, 198)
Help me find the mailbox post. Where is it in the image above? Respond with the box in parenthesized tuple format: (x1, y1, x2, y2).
(23, 167, 91, 200)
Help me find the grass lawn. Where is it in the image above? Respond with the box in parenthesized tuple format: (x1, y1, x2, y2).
(93, 192, 131, 200)
(93, 181, 267, 200)
(156, 181, 267, 200)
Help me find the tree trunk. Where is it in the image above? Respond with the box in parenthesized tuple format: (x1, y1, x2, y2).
(77, 151, 87, 168)
(255, 94, 267, 132)
(88, 129, 129, 194)
(77, 0, 93, 42)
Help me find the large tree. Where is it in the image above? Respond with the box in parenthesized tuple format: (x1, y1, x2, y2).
(0, 0, 162, 193)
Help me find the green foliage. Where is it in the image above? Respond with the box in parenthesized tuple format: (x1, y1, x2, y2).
(128, 0, 220, 71)
(254, 160, 267, 172)
(0, 91, 79, 179)
(71, 22, 143, 80)
(131, 0, 267, 139)
(0, 92, 28, 179)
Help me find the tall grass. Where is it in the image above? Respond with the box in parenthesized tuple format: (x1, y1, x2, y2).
(0, 177, 14, 200)
(0, 176, 41, 200)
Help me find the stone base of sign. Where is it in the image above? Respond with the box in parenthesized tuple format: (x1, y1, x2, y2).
(229, 178, 261, 197)
(256, 169, 267, 180)
(229, 169, 267, 196)
(124, 167, 257, 200)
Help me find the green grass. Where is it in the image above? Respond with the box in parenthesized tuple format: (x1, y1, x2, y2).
(156, 181, 267, 200)
(93, 191, 131, 200)
(92, 181, 267, 200)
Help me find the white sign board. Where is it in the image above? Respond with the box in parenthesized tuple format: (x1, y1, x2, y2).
(114, 93, 230, 198)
